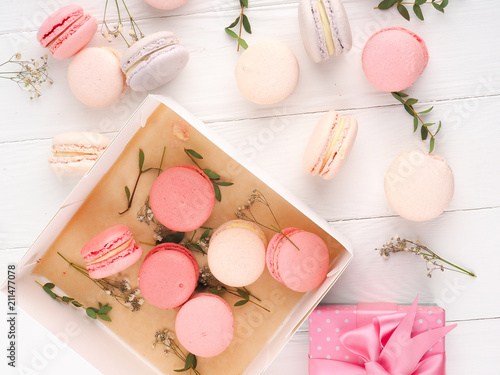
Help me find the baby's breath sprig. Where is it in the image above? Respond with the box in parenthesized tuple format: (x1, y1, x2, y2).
(391, 91, 441, 153)
(0, 53, 53, 100)
(120, 147, 166, 215)
(225, 0, 251, 51)
(57, 252, 145, 311)
(236, 189, 301, 251)
(184, 148, 234, 202)
(153, 329, 201, 375)
(181, 228, 212, 255)
(36, 281, 113, 321)
(376, 236, 476, 278)
(199, 266, 270, 312)
(102, 0, 145, 46)
(376, 0, 449, 21)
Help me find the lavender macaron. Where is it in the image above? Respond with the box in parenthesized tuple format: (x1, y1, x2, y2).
(120, 31, 189, 92)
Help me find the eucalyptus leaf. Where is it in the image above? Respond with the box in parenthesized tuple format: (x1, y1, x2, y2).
(413, 116, 418, 132)
(413, 4, 424, 20)
(139, 149, 145, 171)
(98, 313, 111, 322)
(217, 181, 234, 186)
(435, 121, 442, 135)
(125, 186, 131, 203)
(405, 98, 418, 106)
(99, 304, 112, 314)
(404, 104, 415, 116)
(422, 123, 435, 127)
(397, 3, 410, 20)
(237, 288, 250, 300)
(240, 0, 249, 7)
(415, 0, 426, 5)
(201, 228, 211, 239)
(62, 296, 74, 303)
(238, 38, 248, 50)
(203, 169, 220, 180)
(72, 301, 83, 307)
(441, 0, 449, 9)
(208, 287, 227, 296)
(225, 28, 238, 39)
(228, 16, 240, 29)
(242, 14, 252, 34)
(418, 106, 434, 114)
(432, 2, 444, 12)
(421, 125, 428, 140)
(377, 0, 398, 9)
(395, 91, 409, 97)
(185, 148, 203, 159)
(214, 184, 222, 202)
(86, 308, 97, 319)
(43, 285, 57, 299)
(391, 92, 404, 104)
(188, 243, 205, 254)
(235, 299, 249, 307)
(429, 137, 435, 153)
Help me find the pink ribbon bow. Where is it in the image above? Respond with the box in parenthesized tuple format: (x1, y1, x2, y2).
(309, 297, 456, 375)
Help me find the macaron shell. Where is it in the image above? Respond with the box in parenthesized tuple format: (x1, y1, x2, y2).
(50, 15, 98, 60)
(320, 116, 358, 180)
(266, 227, 302, 283)
(49, 156, 99, 176)
(362, 27, 429, 92)
(208, 226, 266, 287)
(175, 293, 234, 357)
(68, 47, 126, 107)
(88, 244, 142, 279)
(143, 0, 189, 10)
(81, 225, 132, 261)
(235, 40, 299, 105)
(139, 244, 199, 309)
(267, 229, 329, 292)
(327, 0, 353, 54)
(384, 151, 454, 221)
(37, 4, 83, 47)
(149, 165, 215, 232)
(52, 132, 110, 149)
(126, 44, 189, 92)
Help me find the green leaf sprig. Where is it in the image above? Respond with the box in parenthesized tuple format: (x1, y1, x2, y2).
(36, 281, 112, 321)
(181, 228, 211, 255)
(376, 0, 449, 21)
(225, 0, 251, 51)
(209, 285, 270, 312)
(184, 148, 234, 202)
(120, 147, 166, 215)
(153, 329, 201, 375)
(391, 92, 441, 153)
(57, 252, 144, 311)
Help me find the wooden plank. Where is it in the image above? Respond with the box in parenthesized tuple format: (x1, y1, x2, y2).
(0, 1, 499, 142)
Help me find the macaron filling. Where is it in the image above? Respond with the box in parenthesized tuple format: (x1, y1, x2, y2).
(39, 9, 83, 47)
(47, 14, 91, 52)
(88, 238, 134, 265)
(316, 1, 335, 56)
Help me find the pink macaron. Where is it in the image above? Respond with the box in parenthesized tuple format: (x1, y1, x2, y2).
(266, 228, 329, 292)
(208, 220, 267, 287)
(81, 225, 143, 279)
(143, 0, 189, 10)
(68, 47, 126, 107)
(384, 150, 454, 221)
(149, 165, 215, 232)
(362, 27, 429, 92)
(49, 132, 110, 176)
(302, 111, 358, 180)
(37, 4, 97, 60)
(139, 243, 199, 309)
(175, 293, 234, 357)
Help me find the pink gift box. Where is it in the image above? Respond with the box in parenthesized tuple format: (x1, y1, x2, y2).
(309, 301, 451, 374)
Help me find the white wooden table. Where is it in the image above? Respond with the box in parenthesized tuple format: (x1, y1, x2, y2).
(1, 0, 499, 374)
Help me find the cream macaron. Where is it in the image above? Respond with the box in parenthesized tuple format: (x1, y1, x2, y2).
(208, 220, 267, 287)
(302, 111, 358, 180)
(384, 151, 454, 221)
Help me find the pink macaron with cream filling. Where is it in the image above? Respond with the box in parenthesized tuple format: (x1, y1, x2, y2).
(175, 293, 234, 357)
(37, 5, 97, 60)
(139, 243, 199, 309)
(149, 165, 215, 232)
(302, 111, 358, 180)
(266, 228, 329, 292)
(362, 27, 429, 92)
(81, 225, 143, 279)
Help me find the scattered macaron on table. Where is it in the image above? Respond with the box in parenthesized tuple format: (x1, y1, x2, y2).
(120, 31, 189, 92)
(208, 220, 267, 287)
(37, 4, 97, 60)
(385, 150, 454, 221)
(68, 47, 126, 107)
(298, 0, 353, 62)
(362, 27, 429, 92)
(81, 225, 143, 279)
(303, 110, 358, 180)
(49, 132, 110, 176)
(139, 243, 199, 309)
(235, 40, 300, 105)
